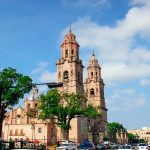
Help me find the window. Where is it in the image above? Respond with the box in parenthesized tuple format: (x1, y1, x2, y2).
(90, 89, 95, 96)
(38, 128, 42, 133)
(65, 50, 68, 57)
(91, 72, 93, 77)
(27, 103, 30, 108)
(15, 129, 18, 136)
(64, 71, 69, 79)
(71, 49, 74, 55)
(35, 103, 38, 109)
(96, 72, 97, 76)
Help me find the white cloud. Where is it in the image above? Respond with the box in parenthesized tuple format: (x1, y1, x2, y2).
(131, 0, 150, 6)
(40, 71, 57, 83)
(31, 62, 49, 74)
(62, 1, 150, 85)
(106, 88, 147, 112)
(140, 78, 150, 87)
(60, 0, 109, 9)
(31, 61, 57, 93)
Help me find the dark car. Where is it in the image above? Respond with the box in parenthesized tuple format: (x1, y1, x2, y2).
(104, 144, 111, 149)
(78, 142, 96, 150)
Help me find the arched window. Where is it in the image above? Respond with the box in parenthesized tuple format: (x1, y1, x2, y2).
(71, 49, 74, 55)
(64, 71, 69, 79)
(90, 88, 95, 96)
(91, 72, 93, 77)
(27, 103, 30, 109)
(15, 129, 18, 136)
(35, 103, 38, 109)
(65, 49, 68, 57)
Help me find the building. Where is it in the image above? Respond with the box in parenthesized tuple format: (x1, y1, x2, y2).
(2, 29, 107, 145)
(116, 129, 128, 144)
(2, 87, 53, 146)
(128, 127, 150, 143)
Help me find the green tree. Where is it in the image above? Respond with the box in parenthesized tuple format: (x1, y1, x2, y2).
(0, 67, 32, 147)
(39, 88, 100, 140)
(128, 133, 136, 143)
(108, 122, 126, 142)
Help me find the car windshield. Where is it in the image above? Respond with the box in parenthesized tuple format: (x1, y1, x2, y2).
(79, 143, 93, 148)
(61, 144, 72, 146)
(139, 144, 146, 146)
(119, 145, 131, 149)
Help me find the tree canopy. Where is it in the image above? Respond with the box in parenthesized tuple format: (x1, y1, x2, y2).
(0, 67, 32, 143)
(39, 88, 100, 139)
(108, 122, 127, 142)
(128, 133, 136, 143)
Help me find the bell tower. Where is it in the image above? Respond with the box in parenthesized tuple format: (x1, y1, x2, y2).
(85, 51, 108, 143)
(56, 28, 86, 142)
(56, 28, 84, 95)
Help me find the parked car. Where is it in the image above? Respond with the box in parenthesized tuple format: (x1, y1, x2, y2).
(110, 143, 118, 149)
(104, 144, 111, 149)
(118, 144, 132, 150)
(137, 143, 149, 150)
(56, 140, 77, 150)
(96, 143, 106, 150)
(77, 141, 96, 150)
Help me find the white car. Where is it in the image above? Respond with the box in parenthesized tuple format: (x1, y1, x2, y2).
(138, 143, 149, 150)
(56, 141, 77, 150)
(118, 145, 132, 150)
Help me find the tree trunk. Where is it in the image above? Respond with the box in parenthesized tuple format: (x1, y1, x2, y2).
(66, 129, 69, 141)
(61, 128, 69, 141)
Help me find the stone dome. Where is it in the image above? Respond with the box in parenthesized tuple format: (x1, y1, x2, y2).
(28, 86, 39, 100)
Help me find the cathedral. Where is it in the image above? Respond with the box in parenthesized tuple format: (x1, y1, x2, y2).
(2, 29, 108, 145)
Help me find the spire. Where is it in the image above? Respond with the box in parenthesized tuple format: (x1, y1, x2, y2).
(87, 50, 100, 68)
(69, 25, 72, 33)
(91, 50, 96, 60)
(92, 50, 95, 56)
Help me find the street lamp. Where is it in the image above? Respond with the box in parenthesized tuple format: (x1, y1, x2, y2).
(33, 82, 63, 88)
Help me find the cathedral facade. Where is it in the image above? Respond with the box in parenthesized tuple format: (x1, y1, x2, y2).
(2, 30, 107, 145)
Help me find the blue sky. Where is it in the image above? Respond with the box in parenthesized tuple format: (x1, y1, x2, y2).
(0, 0, 150, 129)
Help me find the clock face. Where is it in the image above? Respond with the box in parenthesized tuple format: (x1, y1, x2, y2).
(64, 86, 67, 90)
(64, 86, 68, 92)
(63, 82, 69, 92)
